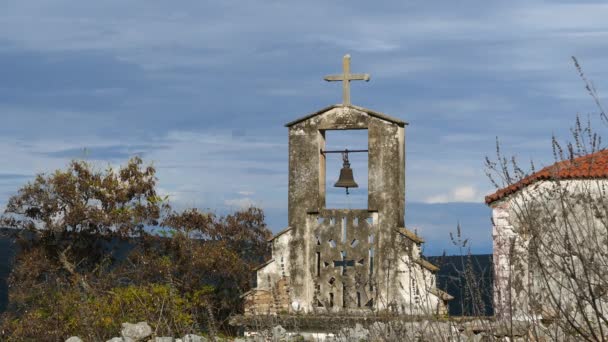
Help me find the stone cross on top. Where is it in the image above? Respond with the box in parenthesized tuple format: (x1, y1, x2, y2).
(324, 54, 370, 105)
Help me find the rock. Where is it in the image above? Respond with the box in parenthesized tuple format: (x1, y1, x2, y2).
(106, 338, 125, 342)
(250, 334, 267, 342)
(337, 323, 370, 342)
(368, 321, 387, 339)
(182, 334, 206, 342)
(419, 321, 458, 341)
(271, 325, 287, 341)
(288, 334, 305, 342)
(459, 319, 492, 337)
(493, 320, 530, 337)
(66, 337, 83, 342)
(153, 338, 174, 342)
(121, 322, 152, 341)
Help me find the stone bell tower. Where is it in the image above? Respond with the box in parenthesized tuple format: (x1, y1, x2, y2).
(241, 55, 451, 317)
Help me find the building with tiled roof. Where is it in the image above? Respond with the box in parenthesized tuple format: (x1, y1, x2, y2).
(486, 149, 608, 320)
(486, 149, 608, 205)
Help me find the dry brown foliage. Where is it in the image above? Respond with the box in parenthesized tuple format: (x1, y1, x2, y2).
(0, 157, 272, 340)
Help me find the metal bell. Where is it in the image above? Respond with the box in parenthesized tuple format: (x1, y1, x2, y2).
(334, 151, 358, 193)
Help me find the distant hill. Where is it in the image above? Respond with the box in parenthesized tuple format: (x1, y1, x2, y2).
(427, 254, 493, 316)
(0, 229, 17, 314)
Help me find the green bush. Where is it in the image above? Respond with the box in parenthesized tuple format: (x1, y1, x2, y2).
(1, 283, 212, 341)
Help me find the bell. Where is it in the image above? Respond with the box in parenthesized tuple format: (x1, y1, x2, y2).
(334, 151, 358, 193)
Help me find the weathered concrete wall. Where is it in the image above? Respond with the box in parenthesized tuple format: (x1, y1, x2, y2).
(306, 209, 377, 314)
(286, 105, 407, 313)
(368, 119, 405, 311)
(245, 104, 449, 317)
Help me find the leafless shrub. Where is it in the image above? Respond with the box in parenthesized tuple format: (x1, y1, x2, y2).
(485, 57, 608, 341)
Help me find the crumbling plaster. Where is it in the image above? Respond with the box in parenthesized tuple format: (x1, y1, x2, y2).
(286, 106, 408, 313)
(245, 105, 447, 317)
(491, 178, 608, 320)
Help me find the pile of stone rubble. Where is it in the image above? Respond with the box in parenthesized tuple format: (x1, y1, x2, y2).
(65, 319, 573, 341)
(242, 320, 572, 341)
(65, 322, 210, 342)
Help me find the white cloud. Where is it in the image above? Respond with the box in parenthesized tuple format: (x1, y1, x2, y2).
(224, 197, 256, 209)
(424, 185, 481, 204)
(452, 186, 477, 202)
(424, 194, 450, 204)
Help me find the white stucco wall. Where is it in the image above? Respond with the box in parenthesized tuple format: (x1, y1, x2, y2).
(491, 178, 608, 321)
(253, 223, 445, 316)
(257, 228, 292, 291)
(395, 260, 441, 315)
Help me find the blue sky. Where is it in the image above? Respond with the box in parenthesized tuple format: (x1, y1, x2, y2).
(1, 0, 608, 255)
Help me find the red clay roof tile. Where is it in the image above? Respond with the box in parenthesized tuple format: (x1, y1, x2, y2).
(485, 149, 608, 205)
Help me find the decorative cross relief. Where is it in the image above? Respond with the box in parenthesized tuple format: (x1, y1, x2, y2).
(311, 210, 377, 309)
(324, 54, 370, 106)
(334, 251, 355, 275)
